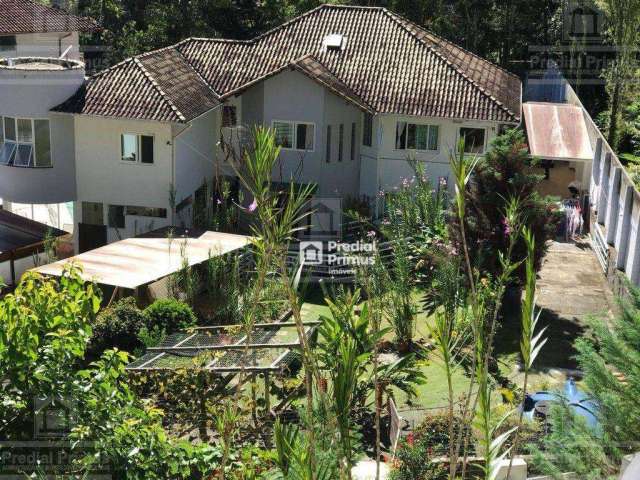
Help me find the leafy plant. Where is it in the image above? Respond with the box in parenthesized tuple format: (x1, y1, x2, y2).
(144, 298, 197, 333)
(89, 297, 147, 356)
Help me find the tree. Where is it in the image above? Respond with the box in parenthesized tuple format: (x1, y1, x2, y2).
(0, 266, 100, 431)
(453, 129, 561, 281)
(595, 0, 640, 149)
(533, 285, 640, 478)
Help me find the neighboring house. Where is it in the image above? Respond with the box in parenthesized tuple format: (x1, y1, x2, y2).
(0, 4, 522, 250)
(0, 0, 97, 59)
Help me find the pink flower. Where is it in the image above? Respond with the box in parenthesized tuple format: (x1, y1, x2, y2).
(216, 199, 223, 205)
(367, 230, 376, 238)
(247, 199, 258, 212)
(502, 217, 511, 237)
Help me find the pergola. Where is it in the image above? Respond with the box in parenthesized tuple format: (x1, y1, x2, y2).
(32, 229, 251, 296)
(126, 319, 319, 411)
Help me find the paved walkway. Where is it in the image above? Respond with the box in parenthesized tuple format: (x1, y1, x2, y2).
(533, 240, 615, 371)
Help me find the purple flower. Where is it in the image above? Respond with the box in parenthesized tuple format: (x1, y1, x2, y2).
(501, 217, 511, 237)
(366, 230, 376, 238)
(216, 199, 223, 205)
(247, 199, 258, 212)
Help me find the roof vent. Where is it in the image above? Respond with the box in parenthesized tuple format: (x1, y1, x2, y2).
(323, 34, 345, 51)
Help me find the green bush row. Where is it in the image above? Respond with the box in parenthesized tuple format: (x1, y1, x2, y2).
(89, 297, 197, 356)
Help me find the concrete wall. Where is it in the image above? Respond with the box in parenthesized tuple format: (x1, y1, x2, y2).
(1, 32, 81, 60)
(73, 115, 174, 242)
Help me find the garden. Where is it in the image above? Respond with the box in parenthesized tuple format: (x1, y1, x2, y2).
(0, 127, 638, 480)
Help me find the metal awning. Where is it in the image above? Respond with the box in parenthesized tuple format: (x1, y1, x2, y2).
(0, 209, 66, 263)
(32, 231, 251, 289)
(523, 102, 594, 162)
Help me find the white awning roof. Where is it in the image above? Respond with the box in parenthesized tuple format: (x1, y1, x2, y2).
(32, 231, 251, 289)
(523, 102, 594, 162)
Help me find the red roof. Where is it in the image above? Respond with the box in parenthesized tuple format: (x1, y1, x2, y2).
(0, 0, 98, 34)
(55, 5, 521, 124)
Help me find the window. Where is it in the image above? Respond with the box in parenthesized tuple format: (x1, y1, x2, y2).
(338, 124, 344, 162)
(121, 134, 154, 163)
(459, 127, 486, 154)
(326, 125, 332, 163)
(363, 113, 372, 147)
(350, 122, 356, 161)
(296, 123, 314, 150)
(0, 117, 51, 167)
(126, 205, 167, 218)
(0, 35, 16, 52)
(222, 106, 237, 127)
(82, 202, 104, 225)
(272, 121, 314, 151)
(395, 122, 439, 151)
(108, 205, 125, 228)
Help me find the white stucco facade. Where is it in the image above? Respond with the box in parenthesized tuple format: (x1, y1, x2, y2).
(0, 32, 81, 60)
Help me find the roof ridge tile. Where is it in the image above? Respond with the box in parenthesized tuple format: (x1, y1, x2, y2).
(133, 55, 185, 122)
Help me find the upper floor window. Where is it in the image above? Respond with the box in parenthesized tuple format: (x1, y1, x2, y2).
(0, 116, 52, 167)
(0, 35, 16, 52)
(459, 127, 486, 154)
(222, 106, 237, 127)
(272, 121, 315, 151)
(121, 134, 154, 164)
(362, 113, 373, 147)
(396, 122, 439, 151)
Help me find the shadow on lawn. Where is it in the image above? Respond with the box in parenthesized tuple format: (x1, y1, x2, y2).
(494, 292, 589, 372)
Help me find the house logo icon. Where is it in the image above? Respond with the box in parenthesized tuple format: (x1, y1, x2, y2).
(563, 1, 603, 43)
(300, 241, 323, 265)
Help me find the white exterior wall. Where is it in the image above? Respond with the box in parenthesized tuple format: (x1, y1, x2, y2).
(1, 32, 81, 59)
(173, 108, 220, 225)
(73, 116, 174, 242)
(376, 115, 500, 192)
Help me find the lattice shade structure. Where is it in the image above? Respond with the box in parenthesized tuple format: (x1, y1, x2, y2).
(126, 321, 318, 373)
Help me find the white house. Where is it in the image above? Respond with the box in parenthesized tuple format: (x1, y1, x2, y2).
(0, 4, 522, 251)
(0, 0, 97, 60)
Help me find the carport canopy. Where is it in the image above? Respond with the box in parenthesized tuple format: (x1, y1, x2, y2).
(32, 231, 251, 289)
(523, 102, 594, 162)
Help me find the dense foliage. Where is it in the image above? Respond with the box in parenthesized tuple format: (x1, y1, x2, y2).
(532, 285, 640, 478)
(145, 298, 197, 332)
(89, 296, 147, 355)
(454, 129, 561, 280)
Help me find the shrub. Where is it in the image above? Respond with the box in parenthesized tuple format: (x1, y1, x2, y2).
(452, 129, 562, 281)
(144, 298, 197, 333)
(90, 297, 147, 356)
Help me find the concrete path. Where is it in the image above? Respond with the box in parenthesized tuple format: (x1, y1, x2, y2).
(533, 240, 615, 371)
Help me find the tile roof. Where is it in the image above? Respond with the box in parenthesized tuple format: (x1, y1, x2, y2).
(55, 47, 220, 123)
(55, 5, 521, 124)
(0, 0, 98, 34)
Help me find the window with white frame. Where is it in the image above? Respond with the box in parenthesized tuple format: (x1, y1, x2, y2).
(395, 122, 439, 151)
(272, 121, 315, 151)
(0, 116, 52, 167)
(459, 127, 486, 154)
(121, 134, 154, 163)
